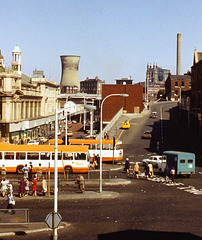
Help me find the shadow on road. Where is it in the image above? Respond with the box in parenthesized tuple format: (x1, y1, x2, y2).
(98, 229, 202, 240)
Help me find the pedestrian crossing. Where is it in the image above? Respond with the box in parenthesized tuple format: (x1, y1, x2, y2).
(147, 176, 202, 195)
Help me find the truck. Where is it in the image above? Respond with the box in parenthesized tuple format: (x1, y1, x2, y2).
(158, 151, 195, 177)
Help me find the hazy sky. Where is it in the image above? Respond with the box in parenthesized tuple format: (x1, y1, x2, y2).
(1, 0, 202, 84)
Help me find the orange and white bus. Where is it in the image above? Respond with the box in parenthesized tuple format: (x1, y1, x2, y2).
(0, 143, 90, 174)
(69, 139, 123, 162)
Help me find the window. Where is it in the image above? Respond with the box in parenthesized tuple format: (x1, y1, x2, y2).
(27, 153, 39, 160)
(188, 159, 193, 163)
(180, 159, 185, 163)
(5, 152, 14, 160)
(175, 82, 178, 86)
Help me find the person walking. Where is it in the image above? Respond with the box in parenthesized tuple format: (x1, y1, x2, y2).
(41, 176, 47, 196)
(18, 177, 26, 198)
(144, 163, 149, 179)
(148, 163, 154, 178)
(170, 167, 175, 183)
(25, 178, 29, 196)
(76, 175, 85, 193)
(28, 162, 33, 181)
(7, 190, 15, 214)
(37, 163, 42, 181)
(1, 165, 6, 179)
(22, 164, 28, 179)
(32, 175, 37, 196)
(1, 178, 9, 197)
(133, 162, 139, 179)
(124, 158, 130, 173)
(165, 165, 170, 183)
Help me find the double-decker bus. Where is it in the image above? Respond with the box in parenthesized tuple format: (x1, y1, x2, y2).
(0, 143, 90, 174)
(68, 139, 123, 162)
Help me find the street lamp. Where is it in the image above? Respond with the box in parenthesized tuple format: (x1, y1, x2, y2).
(84, 104, 97, 137)
(99, 93, 129, 193)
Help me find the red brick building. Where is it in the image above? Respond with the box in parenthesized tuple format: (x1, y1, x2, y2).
(102, 84, 143, 122)
(165, 73, 191, 101)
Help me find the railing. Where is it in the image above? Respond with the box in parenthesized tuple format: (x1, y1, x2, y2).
(0, 208, 29, 226)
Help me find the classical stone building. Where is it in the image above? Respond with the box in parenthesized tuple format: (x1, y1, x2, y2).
(0, 46, 59, 142)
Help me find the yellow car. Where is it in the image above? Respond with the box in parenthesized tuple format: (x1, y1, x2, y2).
(122, 121, 130, 129)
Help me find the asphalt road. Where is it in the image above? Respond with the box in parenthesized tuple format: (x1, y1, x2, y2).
(1, 101, 202, 240)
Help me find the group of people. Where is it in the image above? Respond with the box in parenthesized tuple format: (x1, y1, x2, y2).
(0, 163, 48, 201)
(124, 158, 175, 182)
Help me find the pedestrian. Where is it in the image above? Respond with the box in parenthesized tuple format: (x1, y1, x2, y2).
(28, 162, 33, 181)
(22, 164, 28, 179)
(133, 162, 139, 179)
(170, 167, 175, 183)
(18, 177, 26, 198)
(165, 165, 170, 183)
(1, 165, 6, 179)
(41, 176, 47, 196)
(37, 163, 42, 181)
(75, 175, 85, 193)
(25, 178, 29, 196)
(148, 163, 154, 178)
(144, 163, 149, 179)
(7, 182, 13, 194)
(1, 178, 9, 197)
(32, 175, 37, 196)
(6, 190, 15, 214)
(124, 158, 130, 173)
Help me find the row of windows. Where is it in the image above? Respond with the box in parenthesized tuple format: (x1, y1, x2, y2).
(0, 152, 87, 161)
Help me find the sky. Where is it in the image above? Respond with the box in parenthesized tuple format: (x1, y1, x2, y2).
(1, 0, 202, 84)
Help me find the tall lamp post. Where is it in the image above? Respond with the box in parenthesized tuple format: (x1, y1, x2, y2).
(99, 93, 129, 193)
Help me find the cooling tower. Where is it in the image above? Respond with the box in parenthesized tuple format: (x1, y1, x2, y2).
(176, 33, 181, 75)
(60, 55, 80, 91)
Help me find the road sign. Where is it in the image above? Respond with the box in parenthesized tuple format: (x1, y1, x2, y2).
(45, 212, 62, 229)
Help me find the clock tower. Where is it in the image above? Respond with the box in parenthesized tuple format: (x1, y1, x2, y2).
(12, 45, 21, 74)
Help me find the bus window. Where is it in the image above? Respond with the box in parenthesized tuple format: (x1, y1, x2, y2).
(17, 152, 26, 160)
(63, 153, 73, 160)
(0, 152, 2, 159)
(27, 153, 39, 160)
(5, 152, 14, 160)
(41, 153, 51, 160)
(188, 159, 193, 163)
(180, 159, 185, 163)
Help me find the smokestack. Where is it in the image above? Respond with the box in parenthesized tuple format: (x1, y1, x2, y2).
(176, 33, 181, 75)
(60, 55, 80, 91)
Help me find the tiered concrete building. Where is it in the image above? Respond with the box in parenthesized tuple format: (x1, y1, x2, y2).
(0, 46, 59, 142)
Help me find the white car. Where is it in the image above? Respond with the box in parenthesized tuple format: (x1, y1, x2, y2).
(142, 155, 166, 168)
(27, 140, 40, 145)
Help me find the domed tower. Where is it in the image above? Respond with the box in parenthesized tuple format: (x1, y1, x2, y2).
(12, 45, 21, 74)
(60, 55, 80, 93)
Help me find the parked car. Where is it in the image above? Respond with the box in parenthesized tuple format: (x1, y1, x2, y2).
(150, 112, 158, 118)
(27, 140, 40, 145)
(142, 130, 153, 139)
(142, 155, 166, 168)
(38, 137, 48, 143)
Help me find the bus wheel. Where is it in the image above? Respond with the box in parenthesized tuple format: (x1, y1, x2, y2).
(65, 166, 72, 174)
(17, 165, 24, 174)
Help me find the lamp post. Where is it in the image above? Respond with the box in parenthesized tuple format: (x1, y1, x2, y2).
(54, 109, 59, 240)
(84, 104, 97, 137)
(99, 93, 129, 193)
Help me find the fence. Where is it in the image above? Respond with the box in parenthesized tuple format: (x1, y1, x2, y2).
(0, 208, 29, 226)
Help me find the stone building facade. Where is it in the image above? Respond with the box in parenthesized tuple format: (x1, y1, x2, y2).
(0, 46, 59, 142)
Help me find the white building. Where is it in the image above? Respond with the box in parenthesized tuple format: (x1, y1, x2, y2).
(0, 46, 60, 142)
